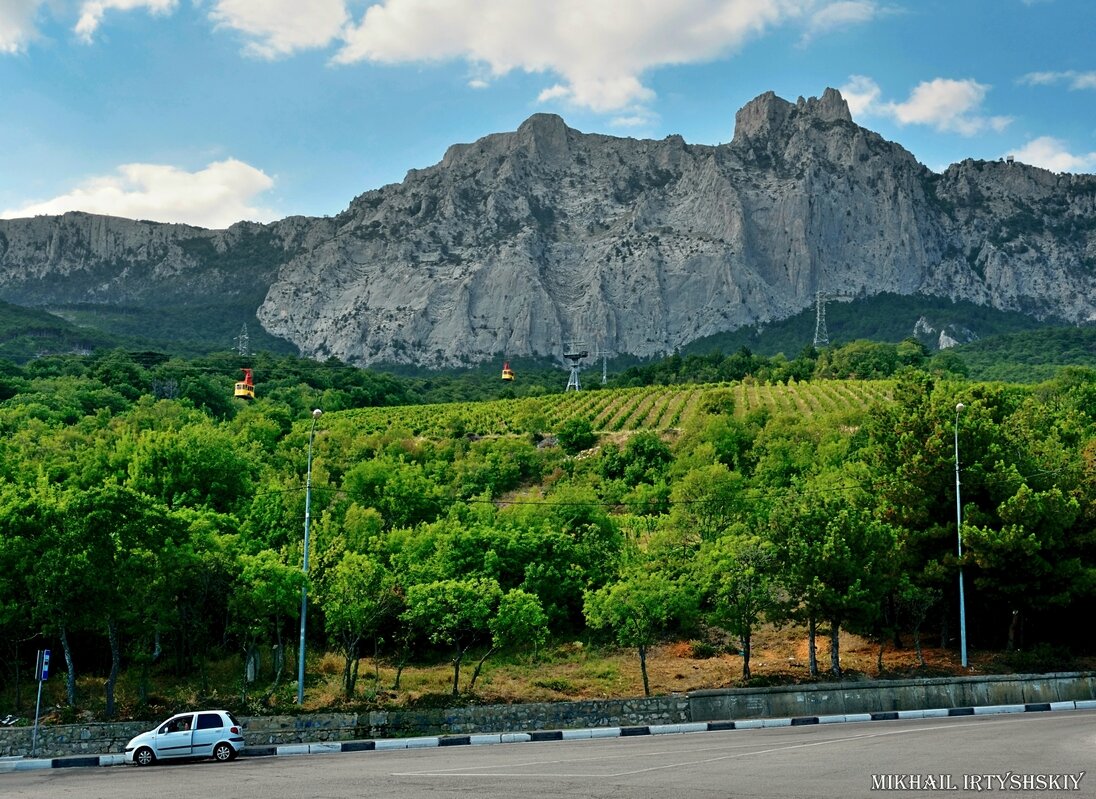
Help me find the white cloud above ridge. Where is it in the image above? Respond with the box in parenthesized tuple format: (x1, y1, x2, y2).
(1020, 70, 1096, 90)
(75, 0, 177, 43)
(0, 0, 46, 53)
(209, 0, 349, 59)
(839, 74, 882, 116)
(0, 159, 278, 228)
(799, 0, 881, 44)
(1012, 136, 1096, 174)
(332, 0, 856, 113)
(839, 75, 1011, 136)
(4, 1, 885, 117)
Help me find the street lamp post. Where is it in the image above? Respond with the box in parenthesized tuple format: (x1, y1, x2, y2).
(954, 402, 968, 668)
(297, 408, 323, 705)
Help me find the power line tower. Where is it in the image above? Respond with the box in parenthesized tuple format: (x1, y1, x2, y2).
(813, 291, 829, 349)
(234, 323, 251, 357)
(564, 340, 588, 391)
(595, 346, 612, 385)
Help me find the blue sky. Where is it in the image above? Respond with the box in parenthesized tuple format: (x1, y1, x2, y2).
(1, 0, 1094, 228)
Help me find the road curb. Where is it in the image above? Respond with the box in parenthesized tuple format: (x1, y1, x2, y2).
(4, 699, 1092, 771)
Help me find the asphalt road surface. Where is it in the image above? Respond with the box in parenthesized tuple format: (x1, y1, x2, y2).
(4, 711, 1093, 799)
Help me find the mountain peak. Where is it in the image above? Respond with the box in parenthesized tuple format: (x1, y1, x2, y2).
(732, 87, 852, 144)
(797, 87, 852, 123)
(514, 113, 571, 161)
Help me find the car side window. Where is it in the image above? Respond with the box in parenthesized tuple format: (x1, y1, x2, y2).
(197, 713, 223, 730)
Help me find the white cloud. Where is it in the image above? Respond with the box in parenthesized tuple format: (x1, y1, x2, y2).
(75, 0, 177, 43)
(838, 74, 882, 117)
(853, 78, 1009, 136)
(0, 159, 277, 228)
(800, 1, 879, 44)
(1020, 69, 1096, 90)
(209, 0, 349, 58)
(0, 0, 46, 53)
(333, 0, 819, 113)
(1011, 136, 1096, 173)
(894, 79, 1011, 135)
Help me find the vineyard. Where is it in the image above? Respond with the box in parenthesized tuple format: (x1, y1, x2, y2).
(339, 379, 894, 438)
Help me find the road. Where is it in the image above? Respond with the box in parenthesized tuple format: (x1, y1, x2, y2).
(4, 711, 1093, 799)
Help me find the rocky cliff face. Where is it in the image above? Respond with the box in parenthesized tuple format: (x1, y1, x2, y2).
(2, 88, 1094, 366)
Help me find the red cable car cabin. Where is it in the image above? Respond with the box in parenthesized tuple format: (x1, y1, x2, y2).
(234, 368, 255, 399)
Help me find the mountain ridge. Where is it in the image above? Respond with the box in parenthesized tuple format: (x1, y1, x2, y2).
(1, 88, 1094, 366)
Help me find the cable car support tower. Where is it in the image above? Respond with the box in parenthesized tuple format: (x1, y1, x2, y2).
(564, 341, 588, 392)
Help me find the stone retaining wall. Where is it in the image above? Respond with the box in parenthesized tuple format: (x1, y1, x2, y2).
(688, 672, 1096, 721)
(240, 695, 690, 745)
(2, 672, 1092, 758)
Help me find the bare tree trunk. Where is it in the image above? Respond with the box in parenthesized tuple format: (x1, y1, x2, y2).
(340, 634, 359, 699)
(877, 641, 885, 674)
(468, 646, 498, 693)
(913, 624, 926, 667)
(451, 648, 464, 696)
(741, 631, 752, 680)
(829, 621, 842, 679)
(138, 631, 161, 706)
(1007, 610, 1022, 652)
(392, 632, 413, 690)
(105, 618, 120, 718)
(807, 617, 818, 677)
(60, 625, 76, 707)
(638, 644, 651, 697)
(263, 630, 286, 706)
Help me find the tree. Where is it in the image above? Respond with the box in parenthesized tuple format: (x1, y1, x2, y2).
(666, 464, 748, 546)
(15, 485, 98, 708)
(321, 552, 395, 698)
(584, 568, 695, 696)
(61, 484, 181, 717)
(467, 589, 549, 693)
(229, 550, 302, 704)
(126, 422, 256, 513)
(965, 481, 1088, 649)
(768, 482, 898, 678)
(696, 531, 778, 679)
(401, 577, 503, 695)
(556, 417, 596, 455)
(343, 457, 444, 529)
(598, 432, 672, 486)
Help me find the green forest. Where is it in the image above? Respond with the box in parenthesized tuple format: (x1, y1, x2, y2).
(0, 345, 1094, 722)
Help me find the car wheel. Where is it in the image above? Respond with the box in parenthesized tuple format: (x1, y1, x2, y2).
(213, 742, 235, 762)
(134, 747, 156, 767)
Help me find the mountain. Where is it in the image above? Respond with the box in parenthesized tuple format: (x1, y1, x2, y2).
(1, 88, 1094, 366)
(0, 299, 121, 362)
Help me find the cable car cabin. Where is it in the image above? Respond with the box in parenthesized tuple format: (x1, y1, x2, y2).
(234, 368, 256, 400)
(501, 362, 515, 381)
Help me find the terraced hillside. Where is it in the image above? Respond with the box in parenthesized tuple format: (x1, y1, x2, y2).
(339, 379, 894, 438)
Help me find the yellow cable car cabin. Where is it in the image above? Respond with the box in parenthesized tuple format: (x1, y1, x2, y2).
(501, 362, 515, 381)
(234, 368, 256, 399)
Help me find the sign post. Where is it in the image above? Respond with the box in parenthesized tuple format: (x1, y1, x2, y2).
(30, 649, 49, 757)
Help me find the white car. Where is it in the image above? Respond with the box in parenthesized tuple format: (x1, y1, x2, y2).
(124, 710, 246, 766)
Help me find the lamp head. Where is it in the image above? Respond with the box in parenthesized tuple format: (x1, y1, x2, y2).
(956, 402, 965, 412)
(311, 408, 323, 419)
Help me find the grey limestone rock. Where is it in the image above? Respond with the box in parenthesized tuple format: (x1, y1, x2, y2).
(1, 89, 1094, 366)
